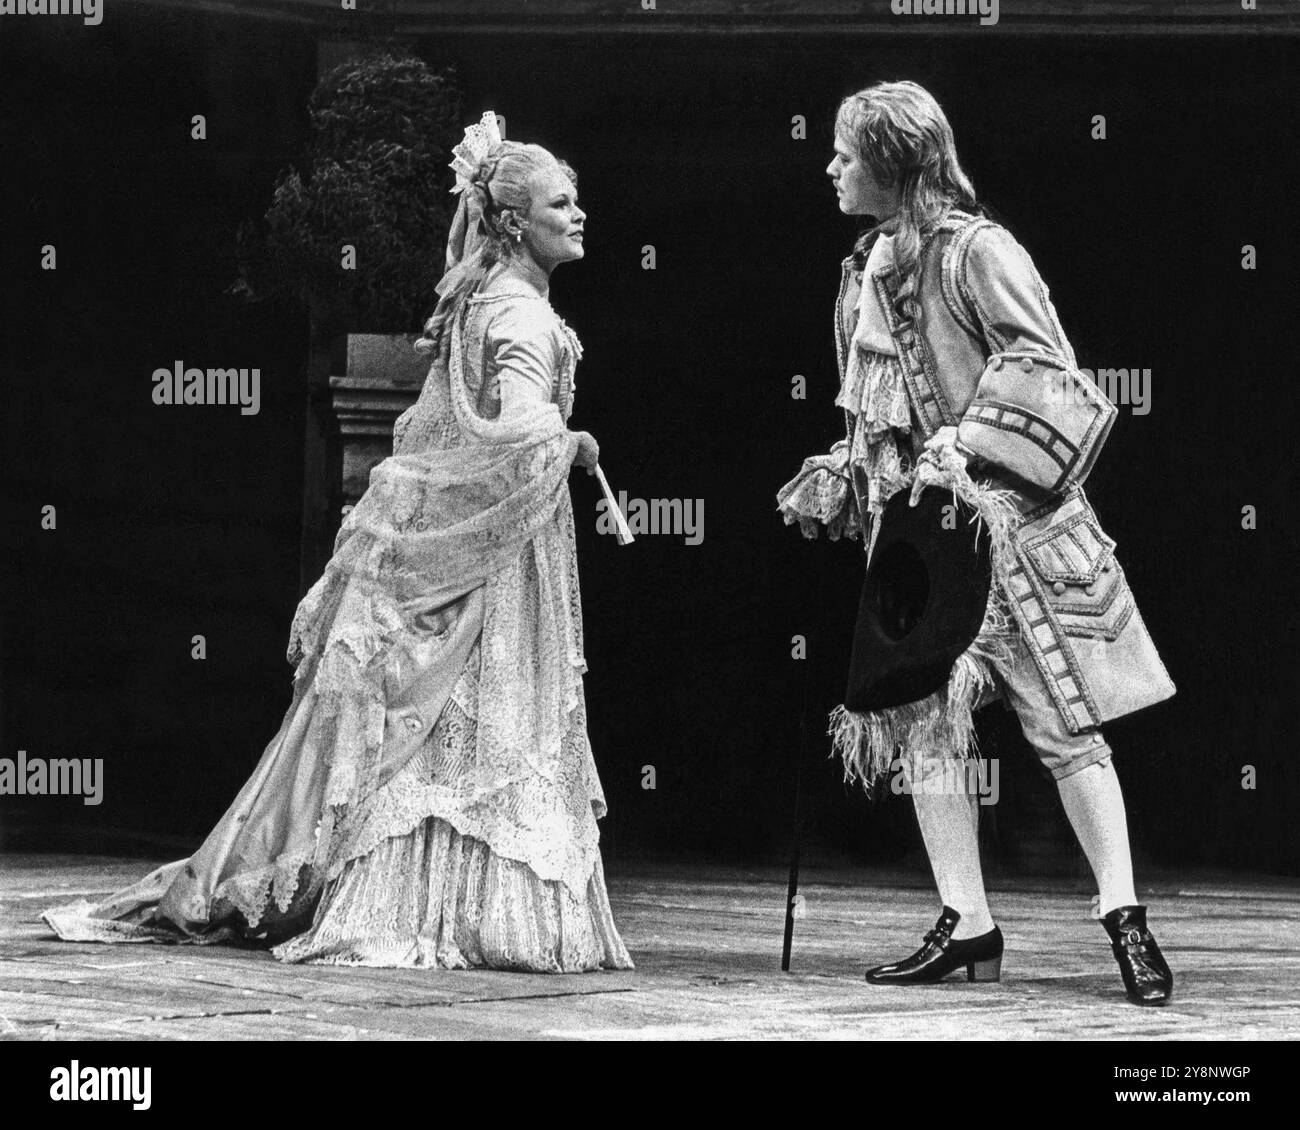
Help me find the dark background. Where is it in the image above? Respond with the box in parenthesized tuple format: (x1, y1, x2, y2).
(3, 5, 1297, 876)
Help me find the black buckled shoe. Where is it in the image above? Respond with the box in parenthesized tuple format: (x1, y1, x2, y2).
(866, 905, 1004, 985)
(1101, 905, 1173, 1006)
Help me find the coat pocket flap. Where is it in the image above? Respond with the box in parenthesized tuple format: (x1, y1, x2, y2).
(1020, 511, 1115, 584)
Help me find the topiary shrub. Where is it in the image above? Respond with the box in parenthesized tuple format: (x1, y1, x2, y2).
(234, 52, 463, 333)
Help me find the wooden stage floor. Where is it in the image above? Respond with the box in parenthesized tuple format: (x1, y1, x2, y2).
(2, 855, 1297, 1041)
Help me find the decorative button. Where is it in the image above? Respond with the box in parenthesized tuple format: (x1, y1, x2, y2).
(991, 357, 1004, 370)
(403, 716, 423, 733)
(1085, 584, 1096, 597)
(1052, 581, 1066, 596)
(1020, 357, 1034, 372)
(1102, 562, 1112, 573)
(1094, 734, 1106, 746)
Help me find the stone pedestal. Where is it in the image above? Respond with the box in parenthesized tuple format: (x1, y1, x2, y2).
(329, 333, 429, 514)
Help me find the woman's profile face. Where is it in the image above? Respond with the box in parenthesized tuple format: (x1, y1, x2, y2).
(827, 129, 900, 220)
(520, 164, 586, 271)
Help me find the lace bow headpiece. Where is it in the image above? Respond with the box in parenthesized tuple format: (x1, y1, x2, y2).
(437, 110, 506, 293)
(449, 110, 504, 195)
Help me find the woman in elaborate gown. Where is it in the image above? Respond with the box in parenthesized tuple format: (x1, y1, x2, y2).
(43, 113, 634, 974)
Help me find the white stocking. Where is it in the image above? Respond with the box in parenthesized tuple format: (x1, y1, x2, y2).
(910, 765, 996, 939)
(1056, 758, 1138, 916)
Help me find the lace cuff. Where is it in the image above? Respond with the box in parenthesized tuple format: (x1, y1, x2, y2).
(776, 441, 862, 541)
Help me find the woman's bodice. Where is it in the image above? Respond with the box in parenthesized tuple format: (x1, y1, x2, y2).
(394, 287, 582, 456)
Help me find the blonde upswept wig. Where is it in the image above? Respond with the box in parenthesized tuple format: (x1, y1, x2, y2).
(836, 81, 982, 321)
(419, 141, 578, 356)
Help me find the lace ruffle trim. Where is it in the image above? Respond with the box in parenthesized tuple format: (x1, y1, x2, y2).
(271, 815, 632, 972)
(776, 447, 861, 542)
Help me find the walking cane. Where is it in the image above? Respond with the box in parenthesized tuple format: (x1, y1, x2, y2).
(782, 616, 817, 972)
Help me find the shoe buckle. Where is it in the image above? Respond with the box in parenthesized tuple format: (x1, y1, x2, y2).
(923, 927, 950, 948)
(1125, 928, 1143, 946)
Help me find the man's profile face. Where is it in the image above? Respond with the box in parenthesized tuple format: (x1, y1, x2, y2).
(826, 131, 901, 221)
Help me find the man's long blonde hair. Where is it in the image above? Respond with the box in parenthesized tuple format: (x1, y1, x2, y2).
(836, 81, 982, 321)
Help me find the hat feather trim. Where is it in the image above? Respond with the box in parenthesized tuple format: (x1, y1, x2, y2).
(829, 468, 1023, 791)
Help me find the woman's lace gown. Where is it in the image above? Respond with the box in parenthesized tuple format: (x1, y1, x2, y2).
(43, 279, 634, 973)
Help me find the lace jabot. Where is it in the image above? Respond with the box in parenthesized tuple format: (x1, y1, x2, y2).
(777, 233, 915, 554)
(840, 233, 914, 557)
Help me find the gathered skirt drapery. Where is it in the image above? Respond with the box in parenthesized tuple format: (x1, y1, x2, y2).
(44, 402, 632, 971)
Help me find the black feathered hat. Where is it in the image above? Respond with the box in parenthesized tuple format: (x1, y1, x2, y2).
(845, 487, 994, 713)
